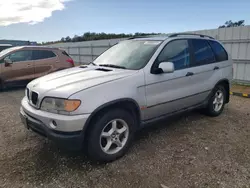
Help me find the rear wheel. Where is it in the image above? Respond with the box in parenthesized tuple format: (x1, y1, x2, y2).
(204, 85, 226, 116)
(87, 109, 136, 162)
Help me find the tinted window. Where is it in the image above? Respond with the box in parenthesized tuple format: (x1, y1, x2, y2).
(33, 50, 56, 60)
(208, 40, 228, 62)
(7, 50, 32, 62)
(156, 40, 190, 70)
(192, 39, 216, 66)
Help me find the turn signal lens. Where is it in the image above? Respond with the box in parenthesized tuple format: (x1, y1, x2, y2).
(64, 100, 81, 112)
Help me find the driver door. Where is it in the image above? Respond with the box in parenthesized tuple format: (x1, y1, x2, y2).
(1, 50, 34, 84)
(144, 39, 199, 120)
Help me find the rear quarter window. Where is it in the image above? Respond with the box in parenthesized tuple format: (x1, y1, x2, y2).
(208, 40, 228, 62)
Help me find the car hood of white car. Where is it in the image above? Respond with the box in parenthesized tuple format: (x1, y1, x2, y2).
(27, 65, 137, 98)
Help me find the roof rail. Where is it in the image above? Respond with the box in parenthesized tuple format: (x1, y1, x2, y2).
(168, 33, 214, 39)
(127, 36, 154, 40)
(127, 34, 168, 40)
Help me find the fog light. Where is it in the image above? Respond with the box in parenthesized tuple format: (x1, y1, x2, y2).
(50, 120, 57, 129)
(52, 120, 57, 126)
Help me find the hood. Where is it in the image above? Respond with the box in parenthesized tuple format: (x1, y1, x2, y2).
(27, 66, 137, 98)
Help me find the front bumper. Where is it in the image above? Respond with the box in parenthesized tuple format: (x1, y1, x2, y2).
(20, 97, 90, 150)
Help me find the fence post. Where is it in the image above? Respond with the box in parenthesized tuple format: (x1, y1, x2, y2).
(90, 43, 93, 62)
(78, 47, 81, 65)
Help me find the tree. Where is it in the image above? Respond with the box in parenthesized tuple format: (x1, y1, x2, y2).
(219, 20, 245, 28)
(72, 35, 82, 42)
(65, 36, 71, 42)
(42, 32, 163, 44)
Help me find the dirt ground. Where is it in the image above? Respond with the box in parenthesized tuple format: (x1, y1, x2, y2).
(231, 84, 250, 94)
(0, 88, 250, 188)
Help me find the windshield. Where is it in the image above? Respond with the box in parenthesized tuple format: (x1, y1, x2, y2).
(94, 40, 162, 70)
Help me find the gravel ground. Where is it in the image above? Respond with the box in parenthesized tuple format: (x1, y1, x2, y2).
(0, 88, 250, 188)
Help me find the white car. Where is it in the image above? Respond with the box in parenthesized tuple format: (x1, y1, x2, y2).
(20, 33, 233, 162)
(0, 44, 12, 52)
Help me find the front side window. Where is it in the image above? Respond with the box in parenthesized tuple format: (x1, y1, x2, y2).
(208, 40, 228, 62)
(156, 39, 190, 70)
(7, 50, 32, 62)
(94, 40, 161, 70)
(0, 47, 22, 58)
(33, 50, 56, 60)
(192, 39, 216, 66)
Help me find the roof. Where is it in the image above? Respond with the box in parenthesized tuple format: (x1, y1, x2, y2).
(0, 46, 62, 57)
(16, 45, 60, 50)
(0, 46, 23, 56)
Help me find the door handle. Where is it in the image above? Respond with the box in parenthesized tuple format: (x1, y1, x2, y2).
(214, 66, 219, 70)
(186, 72, 194, 76)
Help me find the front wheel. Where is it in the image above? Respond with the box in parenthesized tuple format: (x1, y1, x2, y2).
(204, 85, 226, 117)
(87, 109, 136, 162)
(0, 80, 4, 92)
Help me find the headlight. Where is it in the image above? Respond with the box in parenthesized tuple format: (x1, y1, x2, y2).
(41, 97, 81, 114)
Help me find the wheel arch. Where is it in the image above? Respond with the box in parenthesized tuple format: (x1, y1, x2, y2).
(82, 98, 141, 142)
(214, 79, 230, 103)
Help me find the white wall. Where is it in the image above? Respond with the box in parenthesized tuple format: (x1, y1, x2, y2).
(191, 26, 250, 84)
(48, 26, 250, 83)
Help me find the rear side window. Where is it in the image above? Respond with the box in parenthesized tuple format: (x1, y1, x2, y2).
(192, 39, 216, 66)
(208, 40, 228, 62)
(156, 39, 190, 70)
(33, 50, 56, 60)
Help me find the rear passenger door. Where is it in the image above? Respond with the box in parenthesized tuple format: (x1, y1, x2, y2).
(188, 39, 223, 103)
(33, 50, 58, 78)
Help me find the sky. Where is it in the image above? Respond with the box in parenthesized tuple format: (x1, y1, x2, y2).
(0, 0, 249, 42)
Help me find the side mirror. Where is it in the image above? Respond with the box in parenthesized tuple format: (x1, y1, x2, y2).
(4, 58, 13, 66)
(158, 62, 174, 73)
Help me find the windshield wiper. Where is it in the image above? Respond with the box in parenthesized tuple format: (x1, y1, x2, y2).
(99, 64, 126, 69)
(89, 62, 97, 66)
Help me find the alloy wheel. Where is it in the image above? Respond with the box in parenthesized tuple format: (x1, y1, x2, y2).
(99, 119, 129, 155)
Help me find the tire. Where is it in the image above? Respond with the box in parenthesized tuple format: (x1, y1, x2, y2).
(0, 79, 4, 92)
(204, 85, 226, 117)
(87, 109, 136, 162)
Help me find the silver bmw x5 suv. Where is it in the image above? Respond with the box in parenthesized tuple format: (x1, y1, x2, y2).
(20, 33, 233, 162)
